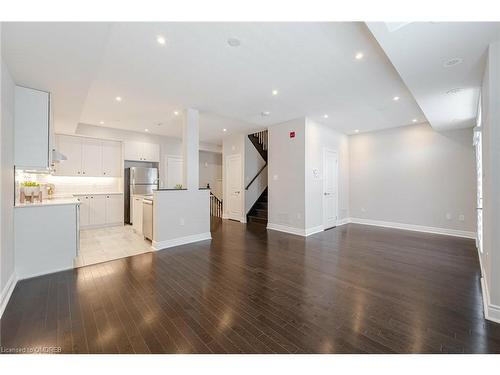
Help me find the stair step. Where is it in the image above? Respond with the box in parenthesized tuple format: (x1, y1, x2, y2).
(255, 202, 267, 209)
(253, 208, 267, 218)
(248, 215, 267, 225)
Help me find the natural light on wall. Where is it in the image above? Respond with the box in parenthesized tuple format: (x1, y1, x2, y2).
(474, 94, 483, 253)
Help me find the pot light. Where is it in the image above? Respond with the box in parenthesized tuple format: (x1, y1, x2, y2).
(443, 57, 463, 68)
(99, 121, 104, 125)
(157, 35, 166, 45)
(446, 88, 463, 95)
(173, 110, 179, 116)
(145, 128, 149, 132)
(412, 118, 417, 123)
(227, 37, 241, 47)
(115, 96, 122, 102)
(393, 96, 400, 101)
(354, 129, 359, 133)
(223, 128, 227, 132)
(272, 89, 279, 96)
(261, 111, 270, 117)
(355, 52, 364, 60)
(323, 114, 329, 119)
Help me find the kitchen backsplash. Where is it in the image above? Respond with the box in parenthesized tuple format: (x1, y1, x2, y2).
(16, 171, 122, 199)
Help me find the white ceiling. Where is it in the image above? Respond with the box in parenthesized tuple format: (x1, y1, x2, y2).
(6, 22, 487, 144)
(367, 22, 500, 131)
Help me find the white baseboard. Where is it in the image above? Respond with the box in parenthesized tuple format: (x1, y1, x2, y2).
(349, 217, 476, 239)
(0, 272, 18, 319)
(336, 217, 351, 226)
(267, 223, 324, 237)
(480, 277, 500, 324)
(222, 213, 246, 223)
(152, 232, 212, 251)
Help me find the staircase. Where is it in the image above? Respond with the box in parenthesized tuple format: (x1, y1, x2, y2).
(246, 130, 268, 225)
(247, 188, 268, 224)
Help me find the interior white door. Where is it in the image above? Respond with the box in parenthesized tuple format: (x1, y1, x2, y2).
(166, 156, 184, 188)
(226, 154, 242, 220)
(101, 140, 122, 177)
(323, 149, 338, 229)
(82, 138, 102, 176)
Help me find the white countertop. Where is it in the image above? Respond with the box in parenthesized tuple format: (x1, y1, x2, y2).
(72, 192, 123, 196)
(15, 197, 80, 209)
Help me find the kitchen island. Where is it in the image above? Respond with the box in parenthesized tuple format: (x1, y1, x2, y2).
(14, 197, 80, 279)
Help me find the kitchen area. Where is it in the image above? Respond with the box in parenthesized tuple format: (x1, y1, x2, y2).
(12, 84, 221, 280)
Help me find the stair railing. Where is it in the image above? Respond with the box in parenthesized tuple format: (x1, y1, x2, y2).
(245, 163, 267, 190)
(253, 130, 268, 151)
(210, 193, 223, 217)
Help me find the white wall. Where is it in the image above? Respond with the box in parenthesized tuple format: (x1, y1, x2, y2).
(480, 41, 500, 319)
(152, 189, 211, 250)
(349, 123, 476, 235)
(305, 119, 349, 229)
(267, 118, 306, 231)
(1, 34, 16, 316)
(199, 151, 222, 199)
(222, 133, 245, 221)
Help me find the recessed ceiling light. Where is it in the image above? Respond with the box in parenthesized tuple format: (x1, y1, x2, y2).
(355, 52, 364, 60)
(173, 110, 179, 116)
(412, 118, 418, 123)
(115, 96, 122, 102)
(393, 96, 400, 101)
(227, 37, 241, 47)
(443, 57, 463, 68)
(272, 89, 279, 96)
(354, 129, 360, 133)
(446, 88, 463, 95)
(323, 114, 329, 119)
(156, 35, 166, 45)
(223, 128, 227, 132)
(99, 121, 104, 125)
(145, 128, 149, 132)
(261, 111, 270, 117)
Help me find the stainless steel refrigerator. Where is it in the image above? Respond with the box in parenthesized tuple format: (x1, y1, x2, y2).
(124, 167, 158, 224)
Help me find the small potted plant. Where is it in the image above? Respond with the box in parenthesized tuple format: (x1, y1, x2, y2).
(21, 181, 40, 198)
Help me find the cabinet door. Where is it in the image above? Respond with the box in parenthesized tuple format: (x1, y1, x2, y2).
(90, 195, 106, 226)
(14, 86, 50, 168)
(82, 138, 102, 176)
(101, 140, 122, 176)
(105, 195, 123, 224)
(132, 196, 143, 234)
(143, 143, 160, 162)
(77, 196, 90, 227)
(54, 135, 82, 176)
(123, 141, 144, 161)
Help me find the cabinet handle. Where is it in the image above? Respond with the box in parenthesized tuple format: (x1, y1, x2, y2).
(85, 197, 88, 199)
(83, 171, 86, 175)
(91, 196, 93, 199)
(78, 171, 81, 174)
(107, 196, 109, 198)
(103, 172, 106, 175)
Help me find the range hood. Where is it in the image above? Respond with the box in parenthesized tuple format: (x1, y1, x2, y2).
(52, 148, 67, 162)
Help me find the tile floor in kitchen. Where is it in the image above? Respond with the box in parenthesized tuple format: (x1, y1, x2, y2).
(75, 225, 153, 267)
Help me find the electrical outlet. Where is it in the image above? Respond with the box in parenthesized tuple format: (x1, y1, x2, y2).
(273, 175, 278, 181)
(180, 218, 185, 226)
(446, 213, 452, 220)
(459, 214, 465, 222)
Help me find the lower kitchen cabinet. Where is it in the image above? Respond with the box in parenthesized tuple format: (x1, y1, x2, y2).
(132, 195, 144, 234)
(76, 193, 123, 229)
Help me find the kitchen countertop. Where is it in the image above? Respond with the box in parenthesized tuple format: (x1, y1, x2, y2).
(15, 197, 80, 208)
(72, 192, 123, 196)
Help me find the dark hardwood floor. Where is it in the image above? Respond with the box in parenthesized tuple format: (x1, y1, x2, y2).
(2, 219, 500, 354)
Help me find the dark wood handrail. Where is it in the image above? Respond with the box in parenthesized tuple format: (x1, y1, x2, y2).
(245, 163, 267, 190)
(210, 192, 222, 204)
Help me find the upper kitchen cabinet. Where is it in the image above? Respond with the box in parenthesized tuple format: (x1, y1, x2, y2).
(124, 141, 160, 162)
(54, 134, 122, 177)
(14, 86, 51, 169)
(101, 140, 122, 177)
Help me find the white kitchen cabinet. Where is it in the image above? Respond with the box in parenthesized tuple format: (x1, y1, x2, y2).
(55, 135, 83, 176)
(101, 140, 122, 176)
(82, 138, 102, 176)
(132, 195, 144, 234)
(105, 194, 123, 224)
(89, 195, 106, 226)
(76, 195, 91, 226)
(124, 141, 160, 162)
(54, 134, 122, 177)
(14, 86, 51, 169)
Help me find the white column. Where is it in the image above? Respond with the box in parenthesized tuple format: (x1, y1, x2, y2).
(182, 108, 199, 191)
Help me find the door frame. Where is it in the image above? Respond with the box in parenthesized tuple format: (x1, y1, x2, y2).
(322, 148, 339, 229)
(225, 153, 243, 221)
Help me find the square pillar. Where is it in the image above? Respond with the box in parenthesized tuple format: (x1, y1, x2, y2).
(182, 108, 199, 190)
